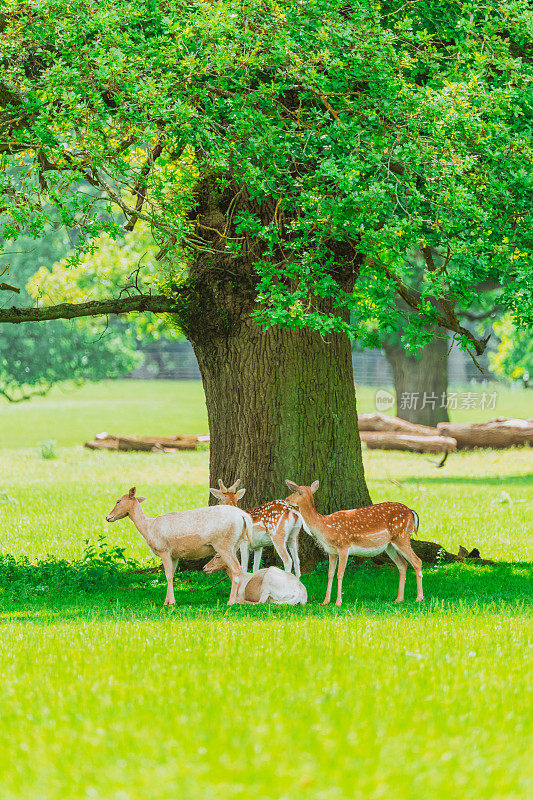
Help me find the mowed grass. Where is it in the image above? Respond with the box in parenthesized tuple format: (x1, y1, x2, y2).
(0, 380, 532, 799)
(1, 378, 531, 449)
(1, 609, 532, 800)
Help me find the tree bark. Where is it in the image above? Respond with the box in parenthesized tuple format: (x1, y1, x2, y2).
(384, 333, 450, 427)
(190, 316, 371, 572)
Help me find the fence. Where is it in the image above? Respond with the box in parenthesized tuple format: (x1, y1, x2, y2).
(126, 339, 497, 386)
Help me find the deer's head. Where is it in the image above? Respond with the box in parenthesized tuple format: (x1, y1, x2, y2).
(209, 478, 246, 506)
(106, 486, 146, 522)
(285, 479, 319, 508)
(203, 554, 227, 575)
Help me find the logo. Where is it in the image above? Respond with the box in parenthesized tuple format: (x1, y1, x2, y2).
(375, 389, 394, 412)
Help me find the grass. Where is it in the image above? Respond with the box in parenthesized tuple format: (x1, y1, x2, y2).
(0, 380, 532, 799)
(1, 378, 531, 449)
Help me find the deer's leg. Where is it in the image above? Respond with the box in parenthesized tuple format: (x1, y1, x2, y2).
(392, 541, 424, 601)
(323, 552, 338, 605)
(271, 533, 292, 573)
(160, 552, 176, 606)
(335, 548, 349, 607)
(252, 548, 263, 572)
(287, 526, 301, 579)
(386, 543, 408, 603)
(259, 586, 272, 604)
(217, 549, 243, 605)
(239, 540, 250, 572)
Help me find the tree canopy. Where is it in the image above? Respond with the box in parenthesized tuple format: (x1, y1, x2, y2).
(1, 0, 532, 360)
(490, 313, 533, 381)
(0, 227, 140, 402)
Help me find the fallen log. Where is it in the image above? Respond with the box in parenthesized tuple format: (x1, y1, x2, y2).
(358, 412, 438, 436)
(84, 432, 209, 452)
(360, 431, 457, 454)
(437, 417, 533, 449)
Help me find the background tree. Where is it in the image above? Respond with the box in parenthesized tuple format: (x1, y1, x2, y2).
(490, 315, 533, 386)
(1, 0, 532, 524)
(0, 318, 139, 402)
(374, 253, 504, 427)
(0, 228, 140, 401)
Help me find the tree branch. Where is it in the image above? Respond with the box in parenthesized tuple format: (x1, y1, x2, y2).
(124, 136, 165, 232)
(0, 294, 176, 324)
(367, 258, 490, 356)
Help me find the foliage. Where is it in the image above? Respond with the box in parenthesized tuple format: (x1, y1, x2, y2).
(0, 535, 143, 596)
(490, 313, 533, 381)
(0, 316, 141, 401)
(1, 0, 532, 356)
(28, 224, 183, 340)
(37, 439, 57, 459)
(0, 227, 141, 401)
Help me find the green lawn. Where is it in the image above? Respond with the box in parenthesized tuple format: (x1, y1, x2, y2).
(0, 381, 532, 799)
(1, 378, 530, 449)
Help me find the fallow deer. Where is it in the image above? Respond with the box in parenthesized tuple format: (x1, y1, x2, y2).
(209, 479, 304, 577)
(204, 555, 307, 605)
(105, 486, 252, 605)
(284, 480, 423, 606)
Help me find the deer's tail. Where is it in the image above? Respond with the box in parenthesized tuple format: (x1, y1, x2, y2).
(243, 513, 253, 544)
(411, 509, 419, 535)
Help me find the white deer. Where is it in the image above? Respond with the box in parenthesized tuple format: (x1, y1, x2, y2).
(209, 479, 304, 577)
(105, 486, 252, 605)
(204, 555, 307, 605)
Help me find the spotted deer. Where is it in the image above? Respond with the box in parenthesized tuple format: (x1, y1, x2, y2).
(284, 480, 423, 606)
(209, 479, 304, 578)
(105, 486, 252, 606)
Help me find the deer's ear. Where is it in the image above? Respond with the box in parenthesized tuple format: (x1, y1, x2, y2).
(128, 486, 136, 498)
(310, 480, 320, 494)
(285, 480, 300, 493)
(137, 497, 146, 504)
(235, 488, 246, 500)
(209, 488, 225, 500)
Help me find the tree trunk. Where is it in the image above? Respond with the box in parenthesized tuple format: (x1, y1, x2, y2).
(189, 316, 370, 572)
(170, 172, 371, 571)
(384, 334, 450, 427)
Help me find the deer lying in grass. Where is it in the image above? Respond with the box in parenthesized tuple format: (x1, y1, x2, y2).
(105, 487, 252, 605)
(209, 479, 304, 577)
(285, 480, 423, 606)
(204, 555, 307, 605)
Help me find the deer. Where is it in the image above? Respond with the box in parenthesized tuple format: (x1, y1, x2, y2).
(204, 555, 307, 605)
(105, 486, 252, 606)
(209, 479, 304, 578)
(284, 480, 423, 606)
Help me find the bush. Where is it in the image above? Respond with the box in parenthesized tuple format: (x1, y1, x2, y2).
(0, 536, 147, 597)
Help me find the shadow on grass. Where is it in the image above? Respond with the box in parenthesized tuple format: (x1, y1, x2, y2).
(388, 474, 532, 488)
(1, 562, 531, 624)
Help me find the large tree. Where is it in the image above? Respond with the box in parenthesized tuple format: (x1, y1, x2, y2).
(1, 1, 532, 523)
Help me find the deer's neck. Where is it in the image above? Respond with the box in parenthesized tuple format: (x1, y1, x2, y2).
(298, 499, 325, 530)
(128, 502, 149, 540)
(297, 499, 333, 549)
